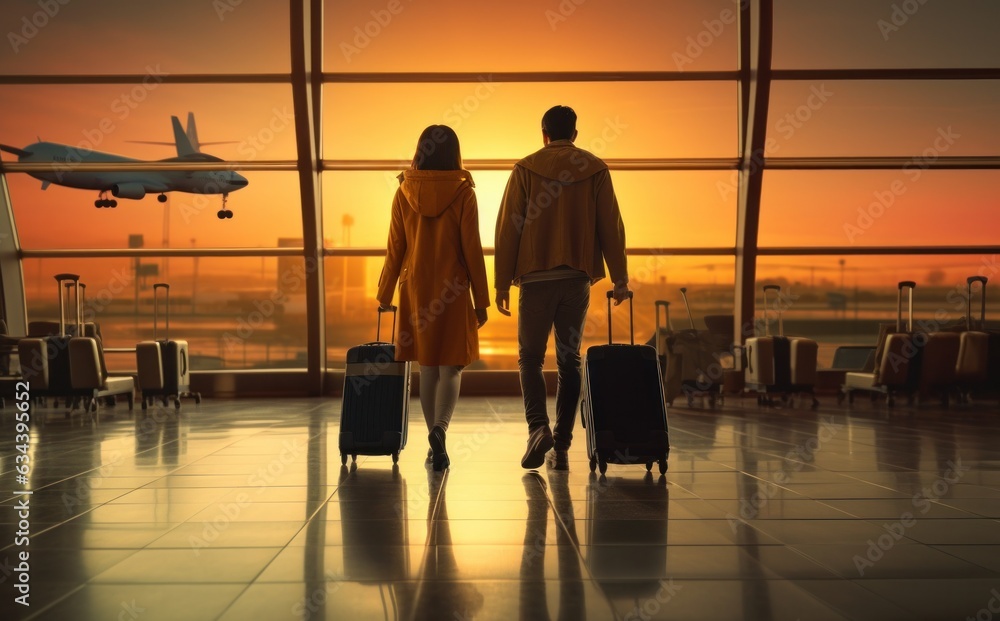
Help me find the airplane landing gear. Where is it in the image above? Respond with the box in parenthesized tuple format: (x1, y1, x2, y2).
(217, 192, 233, 219)
(157, 193, 167, 203)
(94, 191, 117, 208)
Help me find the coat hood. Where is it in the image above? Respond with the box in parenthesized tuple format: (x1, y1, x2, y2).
(398, 169, 475, 217)
(517, 139, 608, 182)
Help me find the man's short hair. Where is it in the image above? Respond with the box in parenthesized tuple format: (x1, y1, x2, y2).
(542, 105, 577, 141)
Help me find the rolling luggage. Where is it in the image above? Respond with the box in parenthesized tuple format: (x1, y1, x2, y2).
(18, 274, 80, 398)
(669, 287, 723, 406)
(956, 276, 990, 395)
(339, 306, 410, 466)
(745, 285, 819, 406)
(581, 291, 670, 475)
(136, 283, 200, 410)
(843, 281, 918, 406)
(653, 300, 684, 406)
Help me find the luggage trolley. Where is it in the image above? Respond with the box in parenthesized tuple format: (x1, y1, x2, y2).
(744, 285, 820, 408)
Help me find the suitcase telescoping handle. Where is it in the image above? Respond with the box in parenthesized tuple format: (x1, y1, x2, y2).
(655, 300, 673, 334)
(377, 305, 397, 344)
(896, 281, 916, 332)
(54, 273, 80, 337)
(606, 290, 635, 345)
(762, 284, 783, 337)
(679, 287, 696, 329)
(153, 283, 170, 341)
(967, 276, 988, 331)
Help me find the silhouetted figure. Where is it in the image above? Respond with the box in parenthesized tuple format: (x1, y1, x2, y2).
(377, 125, 490, 471)
(495, 105, 630, 470)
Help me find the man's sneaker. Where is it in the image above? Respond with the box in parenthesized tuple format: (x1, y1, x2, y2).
(521, 426, 554, 469)
(547, 448, 569, 471)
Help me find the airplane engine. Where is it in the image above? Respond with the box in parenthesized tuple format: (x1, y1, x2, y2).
(111, 182, 146, 200)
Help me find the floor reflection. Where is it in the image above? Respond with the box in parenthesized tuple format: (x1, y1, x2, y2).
(5, 397, 1000, 620)
(519, 471, 585, 621)
(585, 472, 669, 619)
(399, 470, 484, 621)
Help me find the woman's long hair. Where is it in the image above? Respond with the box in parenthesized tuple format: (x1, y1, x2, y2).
(412, 125, 463, 171)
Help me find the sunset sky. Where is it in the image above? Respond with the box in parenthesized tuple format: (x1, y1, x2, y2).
(1, 0, 998, 289)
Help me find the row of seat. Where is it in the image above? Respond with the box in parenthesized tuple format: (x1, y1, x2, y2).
(841, 324, 998, 407)
(15, 322, 134, 415)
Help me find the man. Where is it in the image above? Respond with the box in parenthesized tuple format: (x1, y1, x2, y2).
(495, 105, 630, 470)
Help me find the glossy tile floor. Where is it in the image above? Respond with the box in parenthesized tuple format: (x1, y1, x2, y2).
(2, 396, 1000, 620)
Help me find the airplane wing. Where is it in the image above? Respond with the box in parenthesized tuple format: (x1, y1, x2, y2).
(0, 144, 33, 158)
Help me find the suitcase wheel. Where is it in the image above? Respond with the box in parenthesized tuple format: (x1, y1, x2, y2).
(598, 458, 608, 475)
(645, 461, 653, 472)
(174, 398, 181, 409)
(141, 399, 148, 411)
(589, 455, 597, 473)
(194, 393, 202, 404)
(351, 454, 358, 463)
(340, 453, 347, 466)
(658, 457, 668, 475)
(391, 451, 399, 465)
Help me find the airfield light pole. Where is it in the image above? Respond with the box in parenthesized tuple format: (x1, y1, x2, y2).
(129, 234, 144, 318)
(191, 238, 198, 315)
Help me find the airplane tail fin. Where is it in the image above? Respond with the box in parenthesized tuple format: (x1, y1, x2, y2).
(185, 112, 201, 153)
(172, 115, 197, 157)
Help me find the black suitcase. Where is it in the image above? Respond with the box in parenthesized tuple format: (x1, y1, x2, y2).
(47, 273, 80, 394)
(339, 306, 410, 466)
(582, 291, 670, 475)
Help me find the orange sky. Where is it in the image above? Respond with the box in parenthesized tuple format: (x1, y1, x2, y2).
(1, 0, 998, 286)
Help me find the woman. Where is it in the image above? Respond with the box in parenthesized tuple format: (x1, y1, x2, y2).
(376, 125, 490, 471)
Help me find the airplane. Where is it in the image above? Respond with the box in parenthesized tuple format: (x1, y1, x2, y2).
(0, 113, 248, 219)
